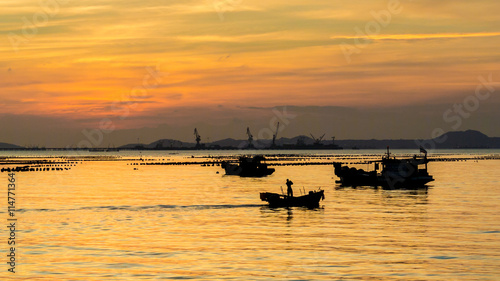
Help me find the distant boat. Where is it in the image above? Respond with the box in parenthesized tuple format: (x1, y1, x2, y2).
(333, 147, 434, 189)
(260, 189, 325, 208)
(221, 155, 275, 177)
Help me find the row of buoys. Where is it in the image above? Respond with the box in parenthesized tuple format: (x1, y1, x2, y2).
(128, 161, 223, 166)
(1, 166, 71, 172)
(268, 162, 333, 166)
(430, 158, 469, 162)
(128, 158, 168, 162)
(121, 154, 500, 168)
(201, 163, 219, 167)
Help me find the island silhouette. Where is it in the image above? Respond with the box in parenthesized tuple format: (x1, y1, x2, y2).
(1, 130, 499, 150)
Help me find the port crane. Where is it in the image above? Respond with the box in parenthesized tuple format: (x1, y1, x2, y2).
(246, 127, 254, 148)
(271, 122, 280, 148)
(310, 133, 325, 146)
(194, 128, 201, 148)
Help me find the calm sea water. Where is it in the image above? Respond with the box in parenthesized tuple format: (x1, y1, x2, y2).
(1, 149, 499, 280)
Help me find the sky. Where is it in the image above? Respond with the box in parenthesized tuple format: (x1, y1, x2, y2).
(1, 0, 499, 147)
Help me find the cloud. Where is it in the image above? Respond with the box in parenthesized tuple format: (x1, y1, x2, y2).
(331, 32, 500, 42)
(1, 0, 499, 141)
(2, 101, 500, 147)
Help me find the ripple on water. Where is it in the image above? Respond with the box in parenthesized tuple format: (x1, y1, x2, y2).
(430, 256, 458, 260)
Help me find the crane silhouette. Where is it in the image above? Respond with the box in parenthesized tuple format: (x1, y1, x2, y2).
(310, 133, 325, 146)
(246, 127, 254, 148)
(194, 128, 202, 148)
(271, 122, 280, 148)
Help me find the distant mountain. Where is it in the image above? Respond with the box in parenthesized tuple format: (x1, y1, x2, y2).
(335, 139, 416, 149)
(119, 130, 500, 150)
(336, 130, 500, 149)
(147, 139, 195, 149)
(201, 136, 319, 148)
(431, 130, 499, 148)
(210, 138, 240, 148)
(119, 139, 195, 149)
(0, 142, 24, 149)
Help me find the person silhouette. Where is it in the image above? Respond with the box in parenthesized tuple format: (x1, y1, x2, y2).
(286, 179, 294, 197)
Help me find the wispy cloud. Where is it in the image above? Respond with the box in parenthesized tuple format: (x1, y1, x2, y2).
(331, 32, 500, 41)
(1, 0, 499, 140)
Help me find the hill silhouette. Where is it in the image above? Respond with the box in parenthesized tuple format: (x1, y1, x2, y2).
(0, 142, 24, 149)
(2, 130, 498, 150)
(118, 130, 500, 150)
(431, 130, 498, 148)
(336, 130, 499, 149)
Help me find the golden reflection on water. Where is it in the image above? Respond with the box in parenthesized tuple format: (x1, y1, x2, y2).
(1, 152, 499, 280)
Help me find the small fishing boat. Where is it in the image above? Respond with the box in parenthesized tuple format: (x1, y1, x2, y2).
(334, 147, 434, 189)
(221, 155, 275, 177)
(260, 189, 325, 208)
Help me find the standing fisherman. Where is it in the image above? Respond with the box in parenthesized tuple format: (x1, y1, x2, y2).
(286, 179, 294, 197)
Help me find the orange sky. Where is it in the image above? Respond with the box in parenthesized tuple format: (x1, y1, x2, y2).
(1, 0, 499, 146)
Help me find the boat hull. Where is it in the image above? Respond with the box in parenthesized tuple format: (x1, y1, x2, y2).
(260, 190, 325, 208)
(334, 162, 434, 189)
(336, 174, 433, 189)
(223, 163, 275, 177)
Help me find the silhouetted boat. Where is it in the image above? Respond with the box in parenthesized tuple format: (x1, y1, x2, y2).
(221, 155, 275, 177)
(333, 147, 434, 189)
(260, 189, 325, 208)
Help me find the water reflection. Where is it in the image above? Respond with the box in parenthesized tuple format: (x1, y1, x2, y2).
(8, 152, 500, 280)
(380, 188, 429, 205)
(335, 186, 429, 205)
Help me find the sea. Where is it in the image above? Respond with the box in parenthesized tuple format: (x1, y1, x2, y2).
(1, 149, 499, 280)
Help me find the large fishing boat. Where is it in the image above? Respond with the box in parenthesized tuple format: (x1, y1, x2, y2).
(260, 189, 325, 208)
(221, 155, 275, 177)
(333, 147, 434, 189)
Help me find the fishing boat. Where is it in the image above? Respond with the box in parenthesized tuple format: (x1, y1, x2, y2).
(333, 147, 434, 189)
(221, 155, 275, 177)
(260, 189, 325, 208)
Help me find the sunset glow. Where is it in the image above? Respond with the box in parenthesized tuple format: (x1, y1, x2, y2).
(1, 0, 499, 146)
